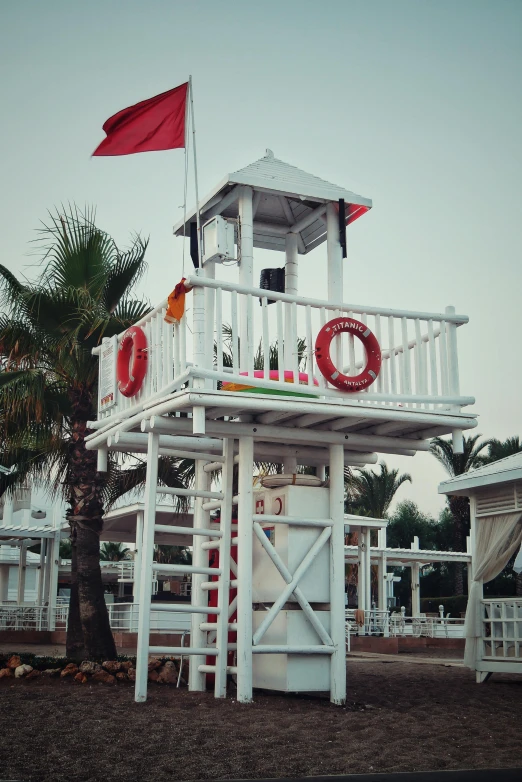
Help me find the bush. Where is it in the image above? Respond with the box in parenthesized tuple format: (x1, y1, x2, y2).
(420, 595, 468, 616)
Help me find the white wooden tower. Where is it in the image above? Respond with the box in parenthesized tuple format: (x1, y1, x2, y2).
(86, 151, 477, 705)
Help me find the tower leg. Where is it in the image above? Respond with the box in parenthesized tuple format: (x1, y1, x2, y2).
(189, 459, 211, 692)
(135, 432, 160, 703)
(236, 435, 254, 703)
(214, 438, 234, 697)
(329, 444, 346, 705)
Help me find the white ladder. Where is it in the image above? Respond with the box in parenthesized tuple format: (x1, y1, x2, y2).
(134, 433, 236, 702)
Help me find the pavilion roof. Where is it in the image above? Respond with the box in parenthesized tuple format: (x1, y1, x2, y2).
(173, 150, 372, 255)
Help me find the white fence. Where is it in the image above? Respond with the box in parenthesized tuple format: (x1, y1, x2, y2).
(95, 274, 471, 422)
(0, 604, 68, 631)
(345, 609, 465, 639)
(107, 603, 191, 634)
(481, 598, 522, 661)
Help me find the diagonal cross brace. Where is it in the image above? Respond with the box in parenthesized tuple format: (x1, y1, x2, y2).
(252, 523, 333, 646)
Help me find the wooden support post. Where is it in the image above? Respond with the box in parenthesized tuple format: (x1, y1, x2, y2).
(47, 530, 60, 631)
(358, 530, 365, 612)
(135, 432, 160, 703)
(133, 511, 144, 600)
(189, 459, 212, 692)
(17, 543, 27, 604)
(236, 435, 254, 703)
(329, 443, 346, 705)
(37, 538, 47, 605)
(0, 563, 9, 603)
(364, 527, 372, 612)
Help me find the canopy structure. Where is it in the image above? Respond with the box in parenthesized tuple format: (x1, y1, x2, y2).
(439, 453, 522, 682)
(173, 149, 372, 255)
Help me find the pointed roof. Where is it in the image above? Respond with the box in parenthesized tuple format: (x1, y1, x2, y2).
(439, 452, 522, 496)
(173, 150, 372, 255)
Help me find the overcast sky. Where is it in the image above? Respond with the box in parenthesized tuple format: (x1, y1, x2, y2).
(1, 0, 521, 517)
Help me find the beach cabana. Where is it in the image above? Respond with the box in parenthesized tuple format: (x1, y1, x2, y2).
(439, 453, 522, 681)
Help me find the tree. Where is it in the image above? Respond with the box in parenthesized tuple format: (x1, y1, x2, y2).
(100, 542, 131, 562)
(345, 462, 412, 519)
(430, 434, 490, 595)
(0, 206, 151, 660)
(480, 437, 522, 465)
(386, 500, 438, 549)
(154, 545, 192, 565)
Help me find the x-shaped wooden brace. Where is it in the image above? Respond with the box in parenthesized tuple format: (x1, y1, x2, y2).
(252, 522, 334, 647)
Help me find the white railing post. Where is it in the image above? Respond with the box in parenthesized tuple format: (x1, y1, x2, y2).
(239, 186, 254, 372)
(329, 443, 346, 705)
(192, 270, 207, 434)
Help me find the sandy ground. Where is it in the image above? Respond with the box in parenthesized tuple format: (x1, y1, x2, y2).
(1, 656, 522, 782)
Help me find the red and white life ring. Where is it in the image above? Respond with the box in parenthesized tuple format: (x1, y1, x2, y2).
(315, 317, 381, 392)
(116, 326, 148, 398)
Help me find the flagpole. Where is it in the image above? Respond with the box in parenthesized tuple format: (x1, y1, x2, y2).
(188, 75, 203, 267)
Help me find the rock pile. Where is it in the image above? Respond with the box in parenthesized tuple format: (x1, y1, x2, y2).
(0, 655, 185, 686)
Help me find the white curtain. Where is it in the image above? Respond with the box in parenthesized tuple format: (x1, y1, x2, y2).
(464, 512, 522, 669)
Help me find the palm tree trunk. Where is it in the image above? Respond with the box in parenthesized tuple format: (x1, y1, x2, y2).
(66, 523, 87, 660)
(67, 387, 116, 660)
(449, 495, 470, 596)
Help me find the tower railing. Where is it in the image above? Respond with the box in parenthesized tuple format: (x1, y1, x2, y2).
(94, 272, 473, 423)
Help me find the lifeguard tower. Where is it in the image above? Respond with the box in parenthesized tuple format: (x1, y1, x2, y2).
(86, 151, 477, 705)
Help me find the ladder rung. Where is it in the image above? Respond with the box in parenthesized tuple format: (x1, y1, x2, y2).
(198, 664, 238, 674)
(152, 564, 221, 576)
(202, 496, 238, 512)
(203, 461, 224, 473)
(201, 578, 238, 591)
(201, 540, 221, 551)
(149, 603, 218, 615)
(158, 487, 224, 500)
(200, 622, 237, 631)
(253, 514, 334, 528)
(202, 500, 222, 512)
(149, 646, 218, 656)
(252, 645, 335, 654)
(154, 524, 222, 538)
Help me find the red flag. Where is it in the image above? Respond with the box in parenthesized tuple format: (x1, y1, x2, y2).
(92, 82, 189, 157)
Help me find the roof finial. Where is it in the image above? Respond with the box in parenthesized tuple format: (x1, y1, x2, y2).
(265, 148, 274, 159)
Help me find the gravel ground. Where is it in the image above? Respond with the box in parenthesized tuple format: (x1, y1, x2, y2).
(1, 660, 521, 782)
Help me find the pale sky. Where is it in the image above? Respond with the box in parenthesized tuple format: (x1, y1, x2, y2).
(1, 0, 521, 516)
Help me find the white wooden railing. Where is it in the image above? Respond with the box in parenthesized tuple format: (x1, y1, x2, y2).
(95, 272, 472, 421)
(481, 598, 522, 661)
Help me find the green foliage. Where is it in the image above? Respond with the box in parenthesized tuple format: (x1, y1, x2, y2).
(100, 541, 131, 562)
(154, 545, 192, 565)
(478, 437, 522, 466)
(386, 500, 437, 549)
(429, 434, 490, 478)
(345, 462, 412, 519)
(0, 205, 151, 501)
(59, 538, 73, 559)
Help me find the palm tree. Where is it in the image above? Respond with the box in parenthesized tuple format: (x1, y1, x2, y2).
(100, 542, 131, 562)
(0, 205, 152, 660)
(154, 545, 192, 565)
(430, 434, 490, 595)
(344, 461, 411, 608)
(480, 437, 522, 465)
(345, 462, 412, 519)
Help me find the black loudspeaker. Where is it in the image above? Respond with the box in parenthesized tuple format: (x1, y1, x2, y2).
(259, 267, 285, 305)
